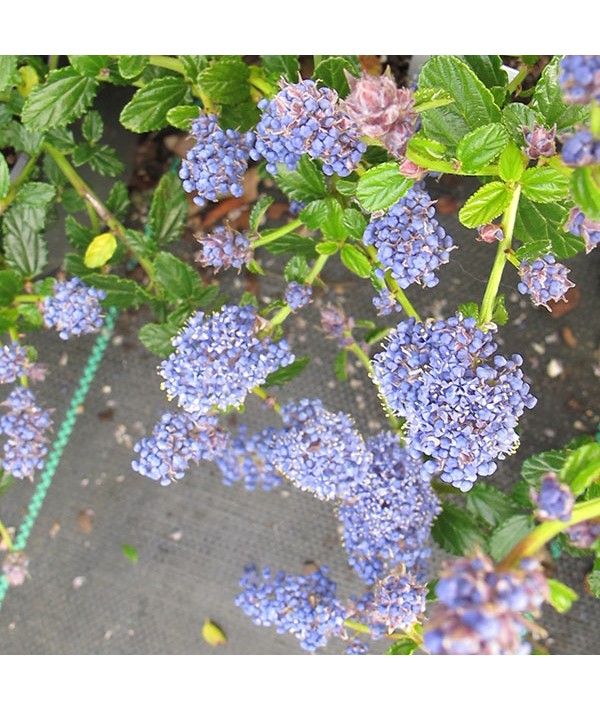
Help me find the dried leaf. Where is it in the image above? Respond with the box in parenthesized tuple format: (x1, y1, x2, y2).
(202, 618, 227, 646)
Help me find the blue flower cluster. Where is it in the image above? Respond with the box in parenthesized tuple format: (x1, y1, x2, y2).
(518, 254, 574, 310)
(131, 410, 228, 486)
(566, 206, 600, 253)
(43, 278, 105, 340)
(159, 305, 295, 415)
(559, 55, 600, 104)
(372, 287, 402, 317)
(266, 398, 371, 501)
(0, 343, 31, 385)
(344, 638, 369, 655)
(179, 113, 254, 207)
(372, 315, 537, 492)
(363, 568, 427, 638)
(362, 185, 455, 290)
(236, 565, 346, 652)
(0, 386, 52, 480)
(214, 425, 283, 491)
(424, 555, 549, 655)
(567, 519, 600, 549)
(251, 79, 367, 177)
(196, 225, 253, 273)
(285, 282, 312, 312)
(561, 129, 600, 167)
(337, 432, 440, 583)
(533, 472, 574, 522)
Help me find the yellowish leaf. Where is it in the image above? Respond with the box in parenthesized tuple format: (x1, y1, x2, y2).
(84, 232, 117, 268)
(202, 618, 227, 646)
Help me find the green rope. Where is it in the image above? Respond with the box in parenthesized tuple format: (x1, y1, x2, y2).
(0, 307, 118, 609)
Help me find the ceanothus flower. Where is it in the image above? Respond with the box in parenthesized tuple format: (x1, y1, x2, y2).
(285, 282, 312, 312)
(523, 123, 557, 160)
(0, 343, 32, 385)
(42, 277, 105, 340)
(424, 555, 549, 655)
(559, 55, 600, 105)
(363, 568, 427, 638)
(179, 113, 254, 207)
(196, 225, 253, 273)
(236, 565, 347, 653)
(372, 287, 402, 316)
(561, 129, 600, 167)
(344, 639, 369, 655)
(372, 315, 537, 492)
(214, 425, 283, 491)
(567, 519, 600, 549)
(566, 206, 600, 253)
(532, 472, 574, 522)
(517, 254, 575, 310)
(159, 305, 295, 416)
(320, 302, 355, 348)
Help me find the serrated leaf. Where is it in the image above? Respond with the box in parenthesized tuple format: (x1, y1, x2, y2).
(313, 57, 358, 97)
(335, 178, 357, 197)
(560, 442, 600, 495)
(121, 544, 138, 564)
(501, 103, 542, 146)
(273, 156, 329, 202)
(0, 270, 23, 306)
(521, 167, 570, 203)
(166, 105, 199, 130)
(64, 216, 94, 250)
(514, 198, 584, 260)
(460, 55, 508, 98)
(418, 55, 502, 149)
(489, 514, 535, 561)
(316, 241, 339, 255)
(466, 482, 520, 528)
(342, 208, 367, 239)
(531, 56, 590, 132)
(87, 145, 125, 177)
(264, 356, 309, 387)
(459, 181, 511, 228)
(22, 67, 98, 132)
(522, 449, 569, 485)
(413, 87, 454, 112)
(83, 273, 149, 309)
(84, 232, 117, 268)
(69, 55, 110, 78)
(153, 252, 203, 303)
(283, 254, 309, 283)
(14, 182, 56, 207)
(199, 57, 250, 105)
(124, 228, 157, 262)
(178, 56, 208, 84)
(0, 56, 18, 92)
(46, 127, 76, 152)
(0, 153, 10, 199)
(406, 135, 454, 172)
(120, 77, 190, 133)
(356, 162, 413, 212)
(588, 569, 600, 598)
(431, 503, 488, 556)
(149, 172, 189, 245)
(138, 322, 178, 358)
(456, 123, 508, 172)
(81, 109, 103, 143)
(300, 198, 346, 239)
(334, 349, 348, 381)
(458, 301, 479, 319)
(249, 196, 274, 233)
(18, 302, 43, 329)
(262, 233, 318, 258)
(202, 619, 227, 646)
(106, 181, 130, 220)
(547, 578, 578, 613)
(261, 55, 300, 83)
(219, 101, 260, 132)
(385, 638, 418, 655)
(498, 142, 526, 182)
(118, 55, 149, 80)
(2, 203, 48, 277)
(340, 244, 372, 279)
(571, 166, 600, 222)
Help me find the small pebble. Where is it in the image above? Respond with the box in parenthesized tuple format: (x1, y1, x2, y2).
(169, 530, 183, 542)
(547, 359, 564, 378)
(72, 576, 86, 589)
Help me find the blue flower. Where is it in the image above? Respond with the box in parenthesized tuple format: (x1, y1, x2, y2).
(196, 225, 253, 273)
(559, 55, 600, 105)
(42, 278, 105, 340)
(284, 282, 312, 312)
(518, 254, 574, 310)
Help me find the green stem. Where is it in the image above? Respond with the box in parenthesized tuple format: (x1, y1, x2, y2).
(13, 294, 42, 304)
(248, 74, 275, 98)
(570, 463, 600, 497)
(344, 619, 423, 645)
(43, 142, 155, 280)
(590, 104, 600, 139)
(500, 497, 600, 569)
(363, 245, 422, 321)
(478, 185, 521, 327)
(252, 219, 304, 249)
(0, 153, 40, 215)
(0, 517, 14, 552)
(507, 64, 530, 95)
(148, 55, 186, 74)
(252, 385, 281, 414)
(269, 253, 329, 328)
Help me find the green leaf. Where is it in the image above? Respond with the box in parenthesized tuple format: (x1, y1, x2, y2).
(489, 514, 535, 561)
(264, 356, 310, 387)
(262, 233, 318, 259)
(283, 254, 309, 283)
(300, 198, 346, 239)
(87, 145, 125, 177)
(0, 153, 10, 199)
(14, 182, 56, 207)
(334, 349, 348, 381)
(69, 55, 110, 77)
(166, 105, 199, 130)
(514, 198, 583, 260)
(501, 103, 541, 146)
(521, 167, 570, 203)
(316, 241, 339, 255)
(522, 448, 569, 485)
(459, 181, 511, 228)
(385, 638, 418, 655)
(83, 274, 149, 309)
(273, 155, 329, 202)
(365, 326, 389, 345)
(65, 216, 94, 250)
(458, 301, 479, 320)
(335, 178, 358, 197)
(22, 67, 98, 132)
(340, 244, 372, 279)
(81, 110, 104, 143)
(84, 232, 117, 268)
(455, 123, 508, 172)
(406, 135, 454, 172)
(149, 172, 189, 245)
(560, 442, 600, 495)
(413, 87, 454, 113)
(106, 181, 130, 220)
(0, 56, 17, 92)
(261, 55, 300, 83)
(219, 101, 260, 132)
(466, 482, 520, 528)
(571, 166, 600, 222)
(431, 503, 488, 556)
(138, 322, 178, 358)
(547, 578, 578, 613)
(121, 544, 138, 564)
(498, 142, 526, 182)
(199, 57, 250, 104)
(0, 467, 14, 496)
(313, 57, 358, 97)
(492, 293, 509, 326)
(588, 569, 600, 599)
(342, 208, 367, 239)
(153, 252, 203, 303)
(2, 203, 48, 277)
(202, 618, 227, 646)
(0, 270, 23, 306)
(18, 302, 44, 329)
(249, 196, 274, 233)
(178, 56, 208, 84)
(460, 55, 508, 99)
(531, 56, 590, 131)
(118, 55, 149, 80)
(0, 307, 19, 330)
(356, 162, 413, 212)
(46, 127, 76, 152)
(120, 77, 190, 132)
(418, 55, 501, 149)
